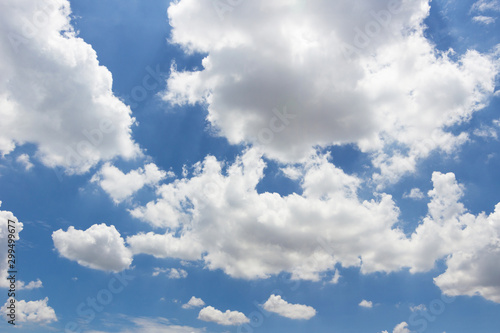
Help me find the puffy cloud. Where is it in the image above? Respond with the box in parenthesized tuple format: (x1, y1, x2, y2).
(359, 299, 373, 308)
(163, 0, 499, 185)
(0, 0, 140, 174)
(125, 149, 500, 303)
(393, 322, 411, 333)
(403, 188, 425, 200)
(52, 223, 132, 272)
(2, 297, 57, 324)
(182, 296, 205, 309)
(152, 268, 188, 279)
(92, 163, 170, 203)
(471, 0, 500, 12)
(262, 295, 316, 320)
(198, 306, 249, 326)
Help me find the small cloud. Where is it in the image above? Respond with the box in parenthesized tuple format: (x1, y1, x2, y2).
(2, 298, 57, 324)
(182, 296, 205, 309)
(410, 304, 427, 312)
(16, 154, 34, 171)
(403, 188, 425, 200)
(359, 299, 373, 308)
(329, 269, 341, 284)
(473, 126, 498, 139)
(471, 0, 500, 12)
(152, 268, 188, 279)
(262, 294, 316, 320)
(198, 306, 249, 326)
(472, 15, 496, 24)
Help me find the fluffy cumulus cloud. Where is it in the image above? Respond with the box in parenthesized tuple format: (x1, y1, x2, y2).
(182, 296, 205, 309)
(163, 0, 499, 185)
(197, 306, 249, 326)
(2, 297, 57, 324)
(52, 223, 133, 272)
(359, 299, 373, 308)
(262, 295, 316, 320)
(92, 163, 170, 203)
(0, 202, 42, 289)
(0, 0, 140, 173)
(124, 149, 500, 303)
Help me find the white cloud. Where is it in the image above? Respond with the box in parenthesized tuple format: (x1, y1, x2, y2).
(471, 0, 500, 12)
(92, 163, 170, 203)
(359, 299, 373, 308)
(182, 296, 205, 309)
(403, 188, 426, 200)
(0, 0, 140, 174)
(0, 203, 42, 289)
(393, 321, 411, 333)
(124, 149, 500, 303)
(410, 304, 427, 312)
(198, 306, 249, 326)
(163, 0, 498, 185)
(329, 269, 341, 284)
(52, 223, 133, 272)
(16, 153, 34, 170)
(262, 294, 316, 320)
(473, 125, 498, 139)
(472, 15, 496, 24)
(153, 268, 188, 279)
(2, 297, 57, 324)
(88, 316, 204, 333)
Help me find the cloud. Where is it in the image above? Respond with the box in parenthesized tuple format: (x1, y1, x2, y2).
(471, 0, 500, 12)
(262, 294, 316, 320)
(197, 306, 249, 326)
(153, 268, 188, 279)
(92, 163, 170, 203)
(329, 269, 341, 284)
(393, 321, 411, 333)
(16, 153, 34, 170)
(472, 15, 496, 24)
(125, 149, 500, 303)
(0, 0, 140, 174)
(52, 223, 133, 272)
(403, 188, 425, 200)
(359, 299, 373, 308)
(182, 296, 205, 309)
(163, 0, 498, 185)
(2, 297, 57, 324)
(0, 203, 42, 289)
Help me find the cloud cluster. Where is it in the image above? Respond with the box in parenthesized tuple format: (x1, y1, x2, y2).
(92, 163, 170, 203)
(262, 294, 316, 320)
(2, 297, 57, 324)
(52, 223, 133, 272)
(197, 306, 249, 326)
(164, 0, 499, 185)
(152, 267, 188, 279)
(0, 0, 140, 173)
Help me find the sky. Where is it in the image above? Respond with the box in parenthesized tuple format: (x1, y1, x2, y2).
(0, 0, 500, 332)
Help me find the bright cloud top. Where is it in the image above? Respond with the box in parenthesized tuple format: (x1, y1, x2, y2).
(359, 300, 373, 308)
(197, 306, 249, 326)
(164, 0, 499, 186)
(0, 0, 140, 174)
(52, 223, 133, 272)
(262, 295, 316, 320)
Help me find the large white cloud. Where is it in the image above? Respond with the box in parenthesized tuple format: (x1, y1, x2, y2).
(92, 163, 170, 204)
(197, 306, 249, 326)
(124, 149, 500, 303)
(163, 0, 499, 185)
(0, 0, 140, 173)
(52, 223, 133, 272)
(2, 297, 57, 324)
(262, 294, 316, 320)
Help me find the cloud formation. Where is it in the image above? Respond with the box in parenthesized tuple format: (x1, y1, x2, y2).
(52, 223, 133, 272)
(0, 0, 140, 173)
(2, 297, 57, 324)
(262, 294, 316, 320)
(182, 296, 205, 309)
(197, 306, 249, 326)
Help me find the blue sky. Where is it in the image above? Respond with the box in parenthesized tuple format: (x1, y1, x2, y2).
(0, 0, 500, 332)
